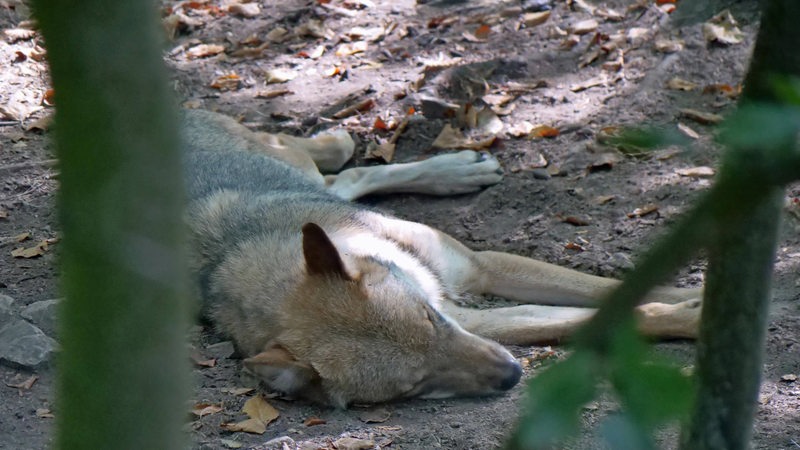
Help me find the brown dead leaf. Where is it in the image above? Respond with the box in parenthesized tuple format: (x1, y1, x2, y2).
(228, 2, 260, 18)
(702, 83, 741, 98)
(702, 10, 744, 45)
(264, 68, 297, 84)
(474, 24, 492, 39)
(560, 215, 592, 226)
(4, 28, 36, 43)
(255, 89, 292, 99)
(42, 89, 55, 107)
(365, 141, 395, 163)
(666, 77, 697, 91)
(221, 387, 255, 396)
(781, 374, 797, 382)
(298, 44, 325, 59)
(333, 437, 375, 450)
(358, 407, 391, 423)
(0, 210, 8, 220)
(431, 124, 495, 150)
(335, 41, 367, 57)
(242, 395, 279, 425)
(265, 27, 289, 43)
(476, 108, 504, 134)
(221, 418, 266, 435)
(676, 166, 715, 178)
(593, 195, 616, 205)
(11, 240, 49, 258)
(677, 122, 700, 139)
(191, 403, 223, 417)
(654, 38, 684, 53)
(230, 42, 268, 58)
(209, 74, 241, 91)
(627, 204, 659, 218)
(26, 114, 53, 132)
(570, 19, 598, 35)
(564, 242, 584, 252)
(522, 11, 550, 27)
(332, 98, 375, 119)
(596, 7, 624, 21)
(35, 408, 54, 419)
(679, 108, 723, 125)
(507, 120, 536, 138)
(5, 375, 38, 390)
(528, 124, 559, 139)
(185, 43, 225, 59)
(14, 232, 30, 242)
(304, 416, 327, 427)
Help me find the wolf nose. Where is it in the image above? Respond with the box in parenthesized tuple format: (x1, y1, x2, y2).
(498, 360, 523, 391)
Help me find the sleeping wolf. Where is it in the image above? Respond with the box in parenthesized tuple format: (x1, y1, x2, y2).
(183, 109, 702, 407)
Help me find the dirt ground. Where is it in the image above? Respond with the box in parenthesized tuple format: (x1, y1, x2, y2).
(1, 0, 799, 449)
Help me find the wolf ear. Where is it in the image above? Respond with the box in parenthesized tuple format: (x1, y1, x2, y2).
(243, 344, 321, 397)
(302, 222, 351, 280)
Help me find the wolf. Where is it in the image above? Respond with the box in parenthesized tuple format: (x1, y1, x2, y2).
(182, 109, 702, 407)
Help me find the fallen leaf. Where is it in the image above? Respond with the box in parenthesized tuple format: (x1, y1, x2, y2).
(560, 215, 592, 226)
(296, 19, 333, 39)
(228, 2, 260, 17)
(702, 10, 744, 45)
(14, 232, 30, 242)
(564, 242, 584, 252)
(186, 43, 225, 59)
(221, 387, 255, 396)
(230, 42, 268, 58)
(365, 141, 395, 163)
(219, 439, 243, 449)
(5, 375, 38, 390)
(570, 19, 598, 35)
(431, 124, 495, 150)
(570, 75, 607, 92)
(332, 98, 375, 119)
(191, 352, 217, 368)
(507, 120, 536, 138)
(209, 74, 241, 91)
(192, 403, 223, 417)
(26, 114, 53, 132)
(0, 210, 8, 220)
(522, 11, 550, 27)
(358, 407, 391, 423)
(677, 122, 700, 139)
(528, 124, 559, 139)
(264, 68, 297, 84)
(676, 166, 715, 178)
(595, 7, 624, 21)
(702, 83, 741, 98)
(35, 408, 54, 419)
(780, 374, 797, 382)
(242, 395, 279, 425)
(42, 89, 55, 107)
(476, 108, 504, 134)
(593, 195, 616, 205)
(335, 41, 367, 57)
(11, 240, 49, 258)
(627, 204, 659, 218)
(255, 89, 292, 99)
(299, 45, 325, 59)
(654, 38, 684, 53)
(265, 27, 289, 43)
(474, 24, 492, 39)
(679, 108, 723, 125)
(333, 437, 375, 450)
(588, 152, 623, 172)
(666, 77, 697, 91)
(304, 416, 327, 427)
(4, 28, 36, 43)
(221, 418, 266, 435)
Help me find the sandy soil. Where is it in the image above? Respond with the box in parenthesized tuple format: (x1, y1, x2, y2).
(1, 0, 799, 449)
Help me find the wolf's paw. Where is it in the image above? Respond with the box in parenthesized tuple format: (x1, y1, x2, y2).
(416, 150, 503, 195)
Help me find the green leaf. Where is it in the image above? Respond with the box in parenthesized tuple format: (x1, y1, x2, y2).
(507, 351, 598, 450)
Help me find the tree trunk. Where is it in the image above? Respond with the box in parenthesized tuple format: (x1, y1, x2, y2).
(32, 1, 190, 449)
(681, 1, 800, 448)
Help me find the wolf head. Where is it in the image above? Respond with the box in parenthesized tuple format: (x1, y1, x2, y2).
(243, 223, 522, 407)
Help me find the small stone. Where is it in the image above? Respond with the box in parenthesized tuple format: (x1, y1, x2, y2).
(0, 320, 58, 369)
(21, 299, 60, 337)
(0, 294, 15, 326)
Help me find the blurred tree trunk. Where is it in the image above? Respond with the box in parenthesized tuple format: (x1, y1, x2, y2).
(32, 1, 190, 449)
(680, 0, 799, 448)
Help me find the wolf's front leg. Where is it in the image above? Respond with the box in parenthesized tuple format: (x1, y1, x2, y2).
(325, 150, 503, 201)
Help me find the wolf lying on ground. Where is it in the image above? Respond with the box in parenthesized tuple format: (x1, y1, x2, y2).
(182, 109, 702, 407)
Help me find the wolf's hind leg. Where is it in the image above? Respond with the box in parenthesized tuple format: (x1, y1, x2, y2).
(325, 150, 503, 201)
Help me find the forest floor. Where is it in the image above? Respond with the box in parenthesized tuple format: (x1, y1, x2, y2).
(0, 0, 799, 449)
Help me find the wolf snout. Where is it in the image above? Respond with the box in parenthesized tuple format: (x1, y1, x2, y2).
(496, 358, 523, 391)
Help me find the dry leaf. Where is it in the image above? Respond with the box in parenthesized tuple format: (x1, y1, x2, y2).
(528, 124, 559, 139)
(332, 98, 375, 119)
(781, 374, 798, 382)
(230, 42, 268, 58)
(474, 24, 492, 39)
(304, 417, 327, 426)
(266, 27, 289, 43)
(365, 141, 395, 163)
(564, 242, 584, 252)
(4, 28, 36, 43)
(11, 240, 49, 258)
(186, 44, 225, 59)
(676, 166, 715, 178)
(335, 41, 367, 57)
(702, 83, 741, 98)
(333, 437, 375, 450)
(221, 387, 255, 396)
(220, 439, 243, 449)
(358, 407, 391, 423)
(15, 232, 30, 242)
(627, 204, 659, 218)
(431, 124, 495, 150)
(5, 375, 38, 390)
(677, 122, 700, 139)
(0, 210, 9, 220)
(570, 75, 607, 92)
(264, 68, 297, 84)
(593, 195, 616, 205)
(522, 11, 550, 27)
(228, 2, 260, 18)
(255, 89, 292, 99)
(296, 19, 333, 39)
(35, 408, 54, 419)
(210, 74, 241, 91)
(476, 108, 503, 134)
(42, 89, 55, 107)
(679, 108, 723, 125)
(561, 215, 591, 226)
(595, 7, 624, 21)
(242, 395, 279, 425)
(570, 19, 598, 35)
(666, 77, 698, 91)
(702, 10, 744, 45)
(221, 418, 266, 435)
(299, 45, 325, 59)
(654, 38, 684, 53)
(26, 114, 53, 132)
(192, 403, 223, 417)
